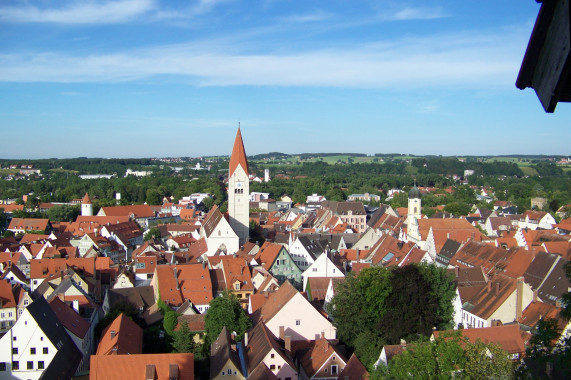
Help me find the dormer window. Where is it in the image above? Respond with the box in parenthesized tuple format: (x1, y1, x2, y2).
(234, 283, 240, 290)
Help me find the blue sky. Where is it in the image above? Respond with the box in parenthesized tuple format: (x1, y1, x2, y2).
(1, 0, 569, 159)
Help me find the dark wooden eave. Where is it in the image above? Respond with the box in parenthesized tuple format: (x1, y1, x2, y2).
(516, 0, 571, 112)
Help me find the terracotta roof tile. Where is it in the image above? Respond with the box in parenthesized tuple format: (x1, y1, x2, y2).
(90, 353, 194, 380)
(434, 325, 525, 355)
(96, 313, 143, 355)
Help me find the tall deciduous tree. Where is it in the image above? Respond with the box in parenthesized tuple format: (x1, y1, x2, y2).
(204, 290, 251, 346)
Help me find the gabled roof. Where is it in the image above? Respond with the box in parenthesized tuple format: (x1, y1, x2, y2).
(96, 313, 143, 355)
(306, 277, 332, 303)
(26, 297, 83, 379)
(210, 326, 242, 378)
(518, 300, 567, 331)
(254, 281, 298, 324)
(337, 353, 369, 380)
(106, 286, 156, 311)
(155, 264, 213, 307)
(255, 242, 284, 268)
(246, 322, 296, 374)
(523, 251, 561, 290)
(299, 336, 346, 378)
(0, 279, 16, 308)
(229, 127, 249, 176)
(8, 217, 50, 231)
(48, 296, 90, 339)
(99, 205, 155, 218)
(202, 205, 223, 237)
(461, 274, 519, 320)
(434, 325, 525, 355)
(90, 353, 195, 380)
(536, 257, 570, 305)
(450, 240, 514, 274)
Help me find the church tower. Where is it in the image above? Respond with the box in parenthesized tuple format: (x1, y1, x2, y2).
(228, 127, 250, 245)
(406, 183, 422, 242)
(81, 193, 93, 217)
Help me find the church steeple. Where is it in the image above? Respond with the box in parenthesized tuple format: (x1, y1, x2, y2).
(229, 127, 249, 177)
(228, 126, 250, 245)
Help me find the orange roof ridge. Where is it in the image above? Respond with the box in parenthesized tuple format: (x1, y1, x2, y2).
(229, 127, 249, 176)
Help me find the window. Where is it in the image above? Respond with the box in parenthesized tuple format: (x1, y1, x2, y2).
(276, 259, 280, 265)
(227, 369, 232, 375)
(11, 362, 18, 371)
(296, 319, 301, 326)
(0, 363, 5, 371)
(24, 300, 29, 306)
(37, 361, 44, 370)
(271, 353, 275, 358)
(27, 361, 33, 370)
(270, 365, 275, 370)
(12, 337, 16, 341)
(43, 347, 48, 355)
(30, 348, 36, 355)
(12, 348, 17, 355)
(331, 365, 338, 374)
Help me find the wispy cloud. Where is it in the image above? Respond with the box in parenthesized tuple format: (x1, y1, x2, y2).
(0, 0, 155, 24)
(0, 28, 527, 90)
(387, 6, 448, 21)
(281, 10, 332, 23)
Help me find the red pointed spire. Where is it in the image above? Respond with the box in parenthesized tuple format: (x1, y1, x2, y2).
(229, 127, 249, 176)
(82, 193, 92, 205)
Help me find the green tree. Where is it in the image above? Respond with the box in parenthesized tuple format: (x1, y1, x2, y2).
(144, 227, 161, 241)
(146, 188, 162, 205)
(172, 320, 195, 353)
(204, 290, 251, 346)
(46, 205, 80, 222)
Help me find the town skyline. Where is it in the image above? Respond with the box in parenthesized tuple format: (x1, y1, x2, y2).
(2, 0, 571, 159)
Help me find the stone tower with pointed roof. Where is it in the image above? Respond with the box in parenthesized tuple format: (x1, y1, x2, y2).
(228, 127, 250, 245)
(81, 192, 93, 217)
(406, 183, 421, 229)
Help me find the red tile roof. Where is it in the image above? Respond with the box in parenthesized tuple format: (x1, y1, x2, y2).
(229, 127, 249, 176)
(49, 297, 90, 339)
(96, 313, 143, 355)
(434, 325, 525, 355)
(0, 279, 16, 308)
(90, 353, 194, 380)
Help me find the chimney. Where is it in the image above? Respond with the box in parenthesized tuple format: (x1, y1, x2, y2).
(447, 232, 450, 239)
(487, 281, 492, 293)
(110, 330, 116, 339)
(356, 249, 360, 261)
(454, 267, 459, 278)
(202, 261, 206, 269)
(169, 364, 179, 380)
(244, 332, 249, 347)
(279, 326, 285, 340)
(532, 289, 538, 303)
(516, 277, 524, 319)
(321, 331, 325, 339)
(173, 268, 179, 290)
(495, 282, 500, 296)
(285, 335, 291, 353)
(72, 299, 79, 313)
(60, 270, 64, 280)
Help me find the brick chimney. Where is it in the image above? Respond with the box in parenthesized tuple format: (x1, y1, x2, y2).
(495, 282, 500, 296)
(279, 326, 285, 340)
(285, 335, 291, 353)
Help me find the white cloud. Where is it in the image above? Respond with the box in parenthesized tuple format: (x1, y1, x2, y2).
(0, 0, 155, 24)
(281, 10, 332, 23)
(0, 29, 527, 90)
(388, 6, 447, 21)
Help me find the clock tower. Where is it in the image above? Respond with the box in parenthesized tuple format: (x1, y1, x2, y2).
(228, 127, 250, 245)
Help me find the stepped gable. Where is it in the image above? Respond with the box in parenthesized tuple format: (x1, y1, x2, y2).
(229, 127, 249, 176)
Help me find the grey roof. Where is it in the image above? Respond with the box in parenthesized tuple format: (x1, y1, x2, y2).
(210, 326, 243, 379)
(537, 258, 570, 305)
(367, 205, 389, 228)
(438, 239, 462, 260)
(107, 286, 156, 310)
(27, 297, 82, 379)
(524, 252, 560, 290)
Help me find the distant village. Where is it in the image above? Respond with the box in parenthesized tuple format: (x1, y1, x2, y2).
(0, 128, 569, 380)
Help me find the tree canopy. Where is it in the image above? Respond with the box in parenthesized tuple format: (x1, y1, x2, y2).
(327, 264, 457, 367)
(204, 290, 251, 346)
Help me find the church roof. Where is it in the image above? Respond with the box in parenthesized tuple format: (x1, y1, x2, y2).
(229, 127, 249, 176)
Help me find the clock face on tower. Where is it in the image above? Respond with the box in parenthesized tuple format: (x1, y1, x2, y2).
(236, 182, 243, 189)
